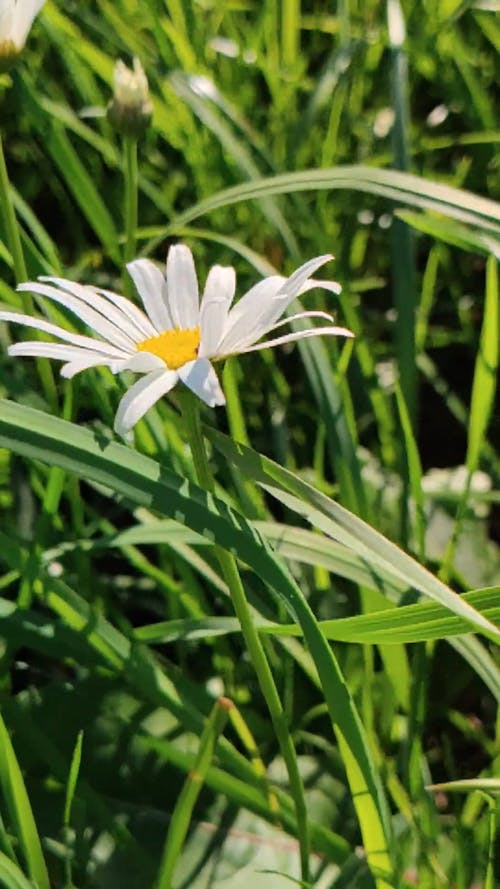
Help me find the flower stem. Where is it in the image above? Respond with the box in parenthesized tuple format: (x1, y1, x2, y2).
(180, 392, 310, 883)
(122, 136, 138, 296)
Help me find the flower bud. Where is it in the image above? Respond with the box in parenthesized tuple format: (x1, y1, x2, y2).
(107, 57, 153, 138)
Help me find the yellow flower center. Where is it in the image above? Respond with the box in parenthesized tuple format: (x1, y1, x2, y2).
(137, 326, 200, 370)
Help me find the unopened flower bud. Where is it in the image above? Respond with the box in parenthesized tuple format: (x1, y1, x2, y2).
(107, 57, 153, 138)
(0, 0, 45, 73)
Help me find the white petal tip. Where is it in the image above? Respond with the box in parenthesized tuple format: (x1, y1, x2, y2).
(114, 423, 134, 443)
(168, 243, 194, 259)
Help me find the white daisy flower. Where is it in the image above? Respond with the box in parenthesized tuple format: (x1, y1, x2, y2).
(0, 0, 45, 71)
(0, 245, 353, 438)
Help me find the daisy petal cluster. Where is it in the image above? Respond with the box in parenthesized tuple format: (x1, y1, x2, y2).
(0, 0, 45, 72)
(0, 246, 353, 437)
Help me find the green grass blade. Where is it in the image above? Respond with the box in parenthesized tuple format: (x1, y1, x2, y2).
(46, 518, 407, 598)
(440, 253, 499, 580)
(207, 428, 500, 641)
(0, 851, 36, 889)
(394, 384, 426, 560)
(62, 729, 83, 889)
(388, 0, 418, 424)
(163, 166, 500, 237)
(155, 697, 231, 889)
(63, 730, 83, 829)
(44, 123, 120, 263)
(396, 210, 500, 257)
(135, 587, 500, 647)
(466, 253, 498, 472)
(427, 778, 500, 794)
(0, 713, 50, 889)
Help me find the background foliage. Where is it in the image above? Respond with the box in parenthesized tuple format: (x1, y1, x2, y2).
(0, 1, 499, 887)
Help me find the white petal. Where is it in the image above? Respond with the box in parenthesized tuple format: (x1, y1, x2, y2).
(217, 257, 339, 354)
(61, 354, 114, 379)
(274, 254, 333, 302)
(119, 352, 166, 373)
(95, 287, 156, 339)
(225, 325, 354, 357)
(8, 342, 110, 364)
(165, 244, 200, 329)
(114, 369, 178, 437)
(299, 277, 342, 296)
(177, 358, 225, 407)
(255, 255, 336, 335)
(0, 5, 15, 42)
(126, 259, 173, 333)
(39, 276, 147, 343)
(266, 310, 335, 333)
(13, 0, 45, 46)
(18, 282, 136, 351)
(0, 310, 129, 357)
(216, 276, 286, 355)
(199, 265, 236, 357)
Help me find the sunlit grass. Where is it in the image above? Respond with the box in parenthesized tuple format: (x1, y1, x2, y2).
(0, 1, 498, 887)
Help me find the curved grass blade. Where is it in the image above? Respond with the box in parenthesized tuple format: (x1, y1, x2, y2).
(162, 166, 500, 237)
(207, 428, 500, 642)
